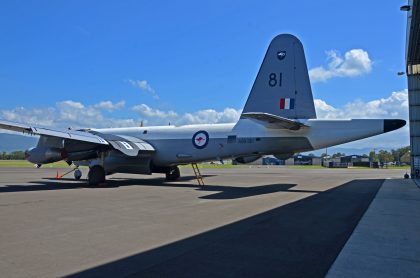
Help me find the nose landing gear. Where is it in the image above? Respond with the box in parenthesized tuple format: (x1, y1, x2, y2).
(74, 168, 82, 180)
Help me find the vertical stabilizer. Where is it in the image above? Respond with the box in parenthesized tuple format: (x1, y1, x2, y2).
(242, 34, 316, 119)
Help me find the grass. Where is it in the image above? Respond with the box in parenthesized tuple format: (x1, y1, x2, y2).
(348, 165, 410, 170)
(378, 166, 410, 170)
(0, 160, 71, 168)
(179, 164, 242, 169)
(286, 165, 325, 169)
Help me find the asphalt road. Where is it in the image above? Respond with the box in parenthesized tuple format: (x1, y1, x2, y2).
(0, 167, 406, 277)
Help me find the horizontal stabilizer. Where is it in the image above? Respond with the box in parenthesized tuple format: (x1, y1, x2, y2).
(241, 112, 308, 130)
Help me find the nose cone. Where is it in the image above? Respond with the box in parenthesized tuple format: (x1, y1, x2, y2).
(384, 119, 406, 133)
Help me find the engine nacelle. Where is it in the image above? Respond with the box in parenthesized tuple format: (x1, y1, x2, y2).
(234, 155, 262, 164)
(25, 147, 65, 164)
(273, 153, 294, 160)
(66, 150, 98, 161)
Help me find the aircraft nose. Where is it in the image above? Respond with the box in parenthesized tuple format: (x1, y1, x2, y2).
(383, 119, 406, 133)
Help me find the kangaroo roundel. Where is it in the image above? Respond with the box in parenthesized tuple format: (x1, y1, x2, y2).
(192, 130, 209, 149)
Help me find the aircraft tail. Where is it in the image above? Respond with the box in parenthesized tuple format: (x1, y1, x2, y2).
(242, 34, 316, 119)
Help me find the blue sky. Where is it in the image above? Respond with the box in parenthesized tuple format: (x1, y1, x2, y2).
(0, 0, 410, 148)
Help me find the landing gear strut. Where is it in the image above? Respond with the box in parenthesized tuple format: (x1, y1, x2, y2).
(88, 165, 106, 185)
(165, 166, 180, 181)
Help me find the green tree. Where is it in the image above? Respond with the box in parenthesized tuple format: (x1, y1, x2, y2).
(369, 151, 378, 162)
(378, 150, 393, 163)
(401, 151, 411, 164)
(331, 152, 345, 158)
(0, 151, 25, 160)
(10, 151, 25, 160)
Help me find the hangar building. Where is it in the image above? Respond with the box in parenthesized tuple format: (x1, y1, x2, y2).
(405, 0, 420, 177)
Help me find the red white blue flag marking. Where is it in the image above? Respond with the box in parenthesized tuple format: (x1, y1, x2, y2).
(279, 98, 295, 110)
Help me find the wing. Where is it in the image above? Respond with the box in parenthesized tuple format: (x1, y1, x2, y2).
(0, 119, 109, 145)
(88, 131, 155, 156)
(0, 120, 154, 157)
(241, 112, 309, 130)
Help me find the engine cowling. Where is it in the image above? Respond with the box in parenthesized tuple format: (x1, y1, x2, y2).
(25, 147, 66, 164)
(66, 150, 98, 161)
(234, 155, 262, 164)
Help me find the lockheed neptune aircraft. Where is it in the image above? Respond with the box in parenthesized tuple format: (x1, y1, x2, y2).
(0, 34, 406, 185)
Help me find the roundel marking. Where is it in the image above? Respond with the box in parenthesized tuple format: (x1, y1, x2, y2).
(192, 130, 209, 149)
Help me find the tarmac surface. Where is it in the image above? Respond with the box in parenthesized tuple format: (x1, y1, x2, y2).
(327, 178, 420, 277)
(0, 166, 407, 277)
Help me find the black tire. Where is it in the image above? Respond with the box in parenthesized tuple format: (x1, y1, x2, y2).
(74, 169, 82, 180)
(88, 165, 106, 186)
(165, 166, 180, 181)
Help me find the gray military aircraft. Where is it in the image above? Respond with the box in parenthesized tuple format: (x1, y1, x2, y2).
(0, 34, 406, 185)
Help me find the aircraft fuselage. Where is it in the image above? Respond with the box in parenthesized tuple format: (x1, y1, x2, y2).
(92, 118, 397, 167)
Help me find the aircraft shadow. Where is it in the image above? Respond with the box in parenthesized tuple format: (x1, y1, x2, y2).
(0, 176, 318, 200)
(67, 179, 385, 278)
(197, 184, 320, 199)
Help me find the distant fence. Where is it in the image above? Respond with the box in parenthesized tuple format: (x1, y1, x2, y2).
(327, 162, 348, 168)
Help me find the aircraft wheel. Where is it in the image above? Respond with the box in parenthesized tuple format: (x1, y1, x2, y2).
(165, 166, 180, 181)
(74, 169, 82, 180)
(88, 165, 106, 186)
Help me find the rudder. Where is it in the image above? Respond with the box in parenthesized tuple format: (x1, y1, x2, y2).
(242, 34, 316, 119)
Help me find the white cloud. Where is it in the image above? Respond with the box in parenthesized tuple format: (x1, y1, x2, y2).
(181, 108, 241, 125)
(309, 49, 373, 82)
(314, 90, 409, 149)
(94, 100, 125, 111)
(0, 90, 408, 148)
(1, 107, 56, 127)
(132, 104, 178, 119)
(127, 79, 159, 99)
(0, 100, 241, 130)
(314, 89, 408, 119)
(132, 104, 242, 126)
(59, 100, 84, 109)
(0, 100, 135, 129)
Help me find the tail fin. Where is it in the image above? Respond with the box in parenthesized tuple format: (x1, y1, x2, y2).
(242, 34, 316, 119)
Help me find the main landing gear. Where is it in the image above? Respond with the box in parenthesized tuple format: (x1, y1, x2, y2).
(165, 166, 180, 181)
(88, 165, 106, 186)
